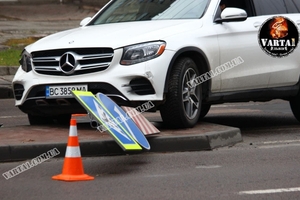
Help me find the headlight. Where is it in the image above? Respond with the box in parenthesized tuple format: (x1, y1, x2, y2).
(120, 41, 166, 65)
(19, 49, 32, 72)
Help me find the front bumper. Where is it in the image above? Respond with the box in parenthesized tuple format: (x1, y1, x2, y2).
(12, 49, 174, 115)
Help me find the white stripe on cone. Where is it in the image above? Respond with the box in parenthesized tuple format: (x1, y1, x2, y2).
(69, 126, 78, 136)
(65, 146, 81, 157)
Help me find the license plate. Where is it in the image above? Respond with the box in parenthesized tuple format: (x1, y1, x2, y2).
(45, 85, 88, 98)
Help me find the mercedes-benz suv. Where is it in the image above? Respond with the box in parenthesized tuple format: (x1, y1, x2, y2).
(13, 0, 300, 128)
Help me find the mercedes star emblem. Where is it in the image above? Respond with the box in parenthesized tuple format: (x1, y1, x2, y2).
(59, 52, 78, 75)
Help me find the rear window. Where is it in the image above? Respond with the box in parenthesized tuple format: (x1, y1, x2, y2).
(253, 0, 300, 15)
(285, 0, 300, 13)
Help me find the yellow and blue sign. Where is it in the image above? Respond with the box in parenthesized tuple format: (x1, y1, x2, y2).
(72, 91, 150, 151)
(96, 93, 150, 150)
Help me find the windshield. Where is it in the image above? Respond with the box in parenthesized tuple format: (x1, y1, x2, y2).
(90, 0, 210, 25)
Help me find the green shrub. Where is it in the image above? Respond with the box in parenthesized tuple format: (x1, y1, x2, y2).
(0, 37, 41, 66)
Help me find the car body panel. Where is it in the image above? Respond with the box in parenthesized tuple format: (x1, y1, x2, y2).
(28, 20, 201, 51)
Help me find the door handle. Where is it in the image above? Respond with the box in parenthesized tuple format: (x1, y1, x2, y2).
(254, 22, 262, 28)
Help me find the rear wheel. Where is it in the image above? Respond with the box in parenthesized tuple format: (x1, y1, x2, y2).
(290, 95, 300, 122)
(160, 57, 202, 128)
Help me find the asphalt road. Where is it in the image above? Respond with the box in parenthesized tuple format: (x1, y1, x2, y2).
(1, 99, 300, 199)
(1, 146, 300, 200)
(0, 98, 28, 127)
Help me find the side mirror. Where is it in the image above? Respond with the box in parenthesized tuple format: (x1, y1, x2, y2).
(80, 17, 92, 26)
(215, 8, 247, 23)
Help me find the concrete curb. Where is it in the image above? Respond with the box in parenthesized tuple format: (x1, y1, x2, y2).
(0, 127, 242, 162)
(0, 66, 18, 99)
(0, 66, 18, 76)
(0, 87, 14, 99)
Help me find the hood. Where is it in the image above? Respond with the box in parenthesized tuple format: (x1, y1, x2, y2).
(27, 20, 202, 52)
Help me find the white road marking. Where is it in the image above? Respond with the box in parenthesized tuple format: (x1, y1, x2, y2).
(259, 143, 300, 149)
(144, 173, 179, 178)
(263, 139, 300, 144)
(195, 165, 221, 169)
(212, 103, 261, 108)
(256, 140, 300, 149)
(211, 100, 285, 108)
(239, 187, 300, 195)
(0, 115, 26, 119)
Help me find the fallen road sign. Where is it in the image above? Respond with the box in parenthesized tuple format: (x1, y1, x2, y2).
(96, 93, 150, 150)
(72, 90, 142, 151)
(121, 106, 160, 136)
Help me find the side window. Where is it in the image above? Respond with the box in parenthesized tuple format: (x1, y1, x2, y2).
(253, 0, 288, 15)
(285, 0, 300, 13)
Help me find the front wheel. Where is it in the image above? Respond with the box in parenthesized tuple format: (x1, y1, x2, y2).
(199, 104, 211, 119)
(160, 57, 202, 128)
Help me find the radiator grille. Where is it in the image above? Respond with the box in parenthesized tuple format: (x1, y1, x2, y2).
(31, 48, 114, 76)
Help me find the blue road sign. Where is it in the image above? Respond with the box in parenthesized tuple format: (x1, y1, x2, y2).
(96, 93, 150, 150)
(72, 91, 142, 151)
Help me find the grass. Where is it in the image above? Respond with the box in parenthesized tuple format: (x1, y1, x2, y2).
(0, 37, 41, 66)
(0, 48, 22, 66)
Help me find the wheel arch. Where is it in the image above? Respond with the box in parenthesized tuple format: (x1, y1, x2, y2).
(164, 47, 211, 100)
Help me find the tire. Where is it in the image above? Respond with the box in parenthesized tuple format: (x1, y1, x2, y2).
(290, 95, 300, 122)
(199, 104, 211, 119)
(28, 114, 53, 125)
(160, 57, 202, 128)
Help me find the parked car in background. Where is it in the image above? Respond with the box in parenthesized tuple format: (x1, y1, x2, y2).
(13, 0, 300, 128)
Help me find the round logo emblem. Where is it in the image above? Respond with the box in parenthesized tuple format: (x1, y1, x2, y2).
(258, 16, 299, 58)
(59, 52, 78, 75)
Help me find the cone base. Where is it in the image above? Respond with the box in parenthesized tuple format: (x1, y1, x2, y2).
(52, 173, 94, 181)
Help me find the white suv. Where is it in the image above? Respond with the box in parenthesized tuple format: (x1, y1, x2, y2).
(13, 0, 300, 128)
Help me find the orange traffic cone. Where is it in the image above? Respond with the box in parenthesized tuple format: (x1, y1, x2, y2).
(52, 118, 94, 181)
